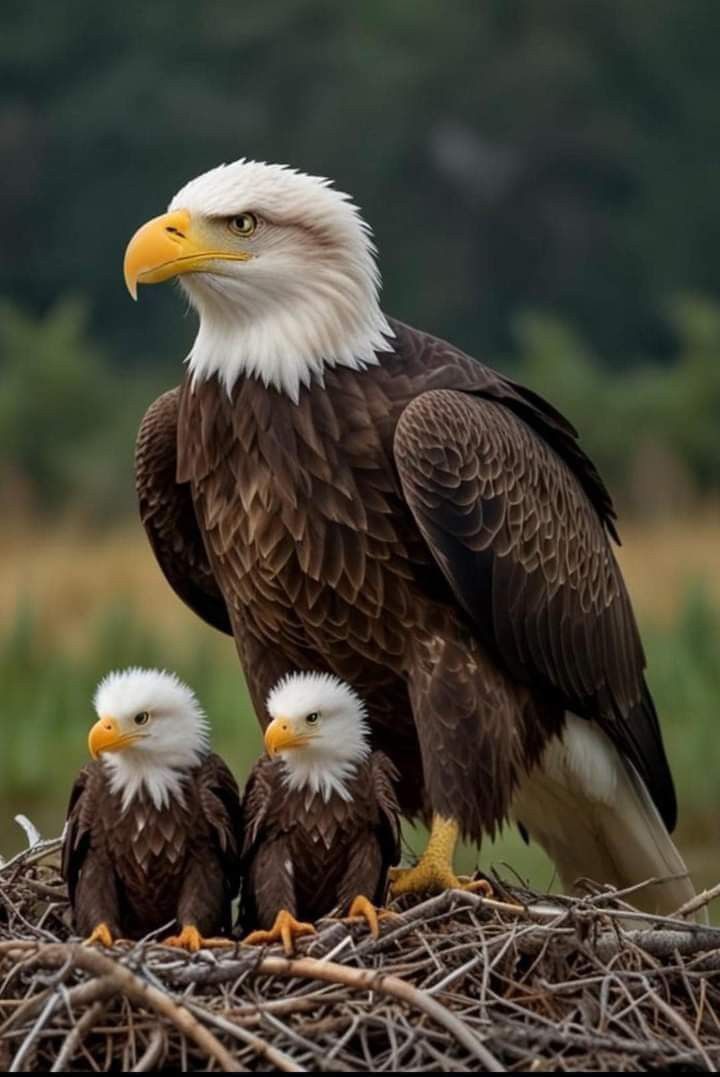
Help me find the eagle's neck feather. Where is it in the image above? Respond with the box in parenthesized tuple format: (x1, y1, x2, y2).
(181, 264, 395, 402)
(103, 750, 205, 814)
(280, 755, 364, 804)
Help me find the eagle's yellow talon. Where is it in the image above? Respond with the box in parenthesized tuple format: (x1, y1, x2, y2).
(244, 909, 316, 956)
(343, 894, 395, 938)
(462, 876, 494, 897)
(389, 813, 493, 898)
(390, 862, 477, 896)
(162, 925, 233, 952)
(84, 922, 114, 947)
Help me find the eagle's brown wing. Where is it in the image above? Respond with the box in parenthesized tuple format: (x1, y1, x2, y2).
(239, 757, 296, 931)
(178, 753, 243, 936)
(135, 388, 232, 635)
(62, 764, 121, 937)
(393, 388, 676, 829)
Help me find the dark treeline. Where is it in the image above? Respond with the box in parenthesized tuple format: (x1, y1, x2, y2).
(1, 2, 719, 515)
(3, 1, 720, 366)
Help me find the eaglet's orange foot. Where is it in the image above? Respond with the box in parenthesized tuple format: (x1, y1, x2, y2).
(84, 922, 115, 947)
(244, 910, 316, 956)
(389, 815, 494, 899)
(343, 894, 397, 939)
(162, 925, 235, 953)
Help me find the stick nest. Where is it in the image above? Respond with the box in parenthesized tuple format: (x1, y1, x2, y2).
(1, 837, 719, 1072)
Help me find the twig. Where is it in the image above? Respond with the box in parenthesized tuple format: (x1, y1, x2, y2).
(131, 1028, 165, 1072)
(10, 944, 246, 1072)
(9, 992, 58, 1072)
(184, 1001, 304, 1072)
(51, 1000, 106, 1072)
(673, 881, 720, 921)
(251, 954, 505, 1071)
(13, 817, 43, 851)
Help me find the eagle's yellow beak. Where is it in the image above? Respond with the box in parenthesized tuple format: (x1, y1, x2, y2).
(88, 716, 141, 760)
(123, 209, 252, 299)
(264, 717, 310, 757)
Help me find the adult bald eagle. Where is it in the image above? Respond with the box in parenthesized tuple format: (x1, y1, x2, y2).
(126, 159, 695, 913)
(241, 671, 401, 954)
(63, 668, 242, 950)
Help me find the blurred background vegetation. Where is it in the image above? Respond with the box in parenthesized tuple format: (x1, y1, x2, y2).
(0, 2, 717, 903)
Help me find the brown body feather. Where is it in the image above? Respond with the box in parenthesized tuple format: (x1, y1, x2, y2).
(62, 754, 242, 939)
(240, 752, 400, 930)
(136, 318, 676, 843)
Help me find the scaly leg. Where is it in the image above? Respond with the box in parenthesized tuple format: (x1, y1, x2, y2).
(84, 922, 114, 947)
(244, 909, 316, 956)
(162, 925, 234, 953)
(390, 814, 493, 898)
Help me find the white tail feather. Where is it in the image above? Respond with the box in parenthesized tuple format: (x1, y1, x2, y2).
(512, 716, 702, 920)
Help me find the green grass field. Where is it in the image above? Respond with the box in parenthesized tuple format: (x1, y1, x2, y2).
(1, 520, 718, 911)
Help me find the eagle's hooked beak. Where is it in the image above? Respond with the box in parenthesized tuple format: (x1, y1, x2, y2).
(123, 209, 252, 299)
(88, 716, 142, 760)
(264, 717, 311, 757)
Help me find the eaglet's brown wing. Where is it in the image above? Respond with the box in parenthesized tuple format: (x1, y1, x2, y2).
(62, 764, 121, 937)
(135, 388, 232, 635)
(239, 758, 296, 930)
(393, 388, 676, 830)
(176, 753, 244, 934)
(335, 751, 403, 909)
(197, 753, 244, 894)
(370, 751, 402, 869)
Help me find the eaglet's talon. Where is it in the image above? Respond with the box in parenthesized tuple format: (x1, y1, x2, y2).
(162, 925, 233, 952)
(243, 909, 316, 956)
(343, 894, 396, 939)
(84, 922, 114, 948)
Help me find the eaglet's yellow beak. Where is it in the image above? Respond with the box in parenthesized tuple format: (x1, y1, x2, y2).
(123, 209, 252, 299)
(264, 718, 311, 757)
(88, 716, 142, 760)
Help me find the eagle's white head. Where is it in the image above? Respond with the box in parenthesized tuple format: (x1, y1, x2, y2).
(264, 672, 371, 802)
(90, 667, 210, 812)
(124, 160, 394, 401)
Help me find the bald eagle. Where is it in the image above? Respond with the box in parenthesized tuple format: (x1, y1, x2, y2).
(241, 671, 401, 954)
(62, 668, 242, 950)
(125, 160, 695, 914)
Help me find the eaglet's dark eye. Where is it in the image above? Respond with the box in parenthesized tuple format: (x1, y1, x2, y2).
(228, 212, 257, 237)
(134, 711, 150, 726)
(306, 712, 320, 725)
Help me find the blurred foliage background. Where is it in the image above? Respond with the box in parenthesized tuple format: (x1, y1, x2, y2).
(0, 2, 717, 903)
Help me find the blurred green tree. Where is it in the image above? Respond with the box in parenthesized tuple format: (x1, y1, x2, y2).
(0, 296, 162, 513)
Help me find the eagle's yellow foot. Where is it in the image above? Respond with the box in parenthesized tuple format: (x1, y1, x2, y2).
(84, 922, 114, 947)
(343, 894, 396, 939)
(389, 813, 494, 899)
(244, 910, 316, 956)
(390, 862, 492, 897)
(162, 925, 233, 952)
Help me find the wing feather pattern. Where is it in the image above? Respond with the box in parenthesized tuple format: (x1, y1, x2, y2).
(61, 764, 121, 936)
(394, 388, 676, 829)
(135, 388, 232, 635)
(239, 758, 296, 930)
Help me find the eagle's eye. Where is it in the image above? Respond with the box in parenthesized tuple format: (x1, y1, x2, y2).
(228, 213, 257, 237)
(133, 711, 150, 726)
(305, 712, 320, 725)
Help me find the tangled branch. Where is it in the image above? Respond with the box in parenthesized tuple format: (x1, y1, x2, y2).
(1, 835, 719, 1071)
